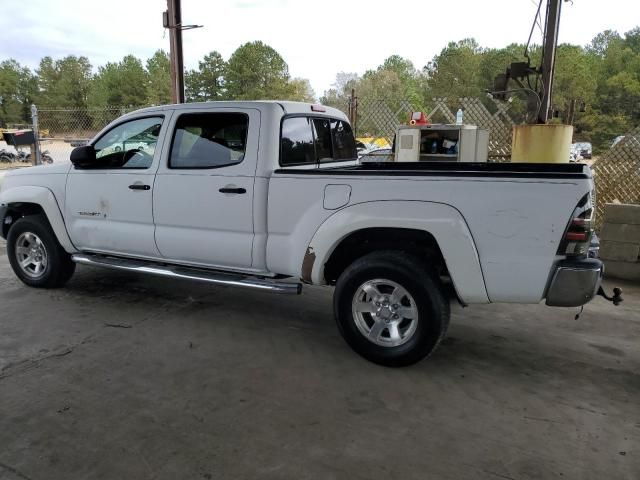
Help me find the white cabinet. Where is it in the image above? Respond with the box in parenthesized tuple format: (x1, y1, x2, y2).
(395, 124, 489, 162)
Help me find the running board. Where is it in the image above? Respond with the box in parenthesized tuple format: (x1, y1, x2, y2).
(71, 253, 302, 294)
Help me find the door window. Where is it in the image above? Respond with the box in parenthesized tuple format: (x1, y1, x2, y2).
(170, 112, 248, 169)
(93, 116, 163, 169)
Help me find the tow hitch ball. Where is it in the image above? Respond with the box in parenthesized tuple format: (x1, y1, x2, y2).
(597, 286, 623, 306)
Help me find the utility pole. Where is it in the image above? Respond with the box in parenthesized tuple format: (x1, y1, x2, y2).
(165, 0, 185, 103)
(538, 0, 562, 123)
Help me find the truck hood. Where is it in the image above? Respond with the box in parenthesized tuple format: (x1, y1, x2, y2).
(3, 163, 72, 177)
(0, 163, 72, 199)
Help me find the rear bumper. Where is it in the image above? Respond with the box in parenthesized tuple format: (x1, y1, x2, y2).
(546, 258, 603, 307)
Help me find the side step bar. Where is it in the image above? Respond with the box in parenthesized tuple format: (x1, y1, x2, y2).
(71, 253, 302, 294)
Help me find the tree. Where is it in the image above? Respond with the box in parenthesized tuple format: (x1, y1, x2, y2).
(570, 29, 640, 149)
(320, 72, 359, 111)
(91, 55, 149, 107)
(285, 78, 315, 102)
(587, 30, 622, 57)
(370, 55, 425, 106)
(425, 39, 484, 99)
(551, 45, 598, 119)
(146, 50, 171, 105)
(225, 41, 291, 100)
(0, 60, 37, 126)
(185, 51, 226, 102)
(37, 55, 92, 107)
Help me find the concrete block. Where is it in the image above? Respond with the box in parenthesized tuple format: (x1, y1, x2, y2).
(603, 203, 640, 225)
(599, 241, 640, 262)
(600, 223, 640, 243)
(603, 260, 640, 282)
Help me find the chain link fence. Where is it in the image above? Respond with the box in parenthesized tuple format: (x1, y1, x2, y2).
(36, 106, 138, 164)
(592, 127, 640, 228)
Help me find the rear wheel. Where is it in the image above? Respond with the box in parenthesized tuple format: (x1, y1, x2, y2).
(334, 251, 450, 367)
(7, 216, 75, 288)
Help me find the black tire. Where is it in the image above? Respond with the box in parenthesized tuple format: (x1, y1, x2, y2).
(6, 215, 76, 288)
(334, 251, 450, 367)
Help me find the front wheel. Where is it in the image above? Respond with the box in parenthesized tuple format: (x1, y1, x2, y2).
(6, 216, 76, 288)
(334, 251, 450, 367)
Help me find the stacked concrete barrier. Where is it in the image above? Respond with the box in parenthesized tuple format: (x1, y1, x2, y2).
(600, 203, 640, 281)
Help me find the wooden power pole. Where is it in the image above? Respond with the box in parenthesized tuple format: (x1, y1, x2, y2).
(165, 0, 185, 103)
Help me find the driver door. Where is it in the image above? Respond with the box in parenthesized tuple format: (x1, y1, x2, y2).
(65, 114, 170, 258)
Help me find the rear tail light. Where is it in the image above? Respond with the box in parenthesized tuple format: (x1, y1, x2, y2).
(558, 193, 594, 257)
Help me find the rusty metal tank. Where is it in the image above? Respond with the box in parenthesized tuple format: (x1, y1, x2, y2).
(511, 124, 573, 163)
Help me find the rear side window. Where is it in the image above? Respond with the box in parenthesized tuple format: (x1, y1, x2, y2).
(331, 119, 357, 160)
(312, 118, 332, 162)
(280, 117, 315, 165)
(280, 116, 357, 166)
(170, 112, 248, 169)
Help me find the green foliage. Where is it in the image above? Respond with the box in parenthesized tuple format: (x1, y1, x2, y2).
(90, 55, 149, 107)
(552, 44, 598, 116)
(1, 29, 638, 152)
(0, 60, 37, 127)
(37, 55, 92, 108)
(425, 39, 484, 99)
(0, 40, 314, 122)
(185, 51, 226, 102)
(319, 29, 640, 151)
(286, 78, 316, 102)
(225, 41, 291, 100)
(146, 50, 171, 105)
(184, 44, 314, 103)
(320, 72, 359, 112)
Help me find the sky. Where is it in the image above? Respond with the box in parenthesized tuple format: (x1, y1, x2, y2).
(1, 0, 639, 97)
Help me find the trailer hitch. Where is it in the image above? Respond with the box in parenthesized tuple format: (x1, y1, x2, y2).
(597, 286, 623, 306)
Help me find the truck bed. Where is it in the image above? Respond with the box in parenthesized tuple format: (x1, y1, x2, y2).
(268, 161, 594, 304)
(274, 161, 591, 179)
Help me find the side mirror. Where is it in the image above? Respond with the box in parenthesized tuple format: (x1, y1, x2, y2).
(70, 145, 96, 168)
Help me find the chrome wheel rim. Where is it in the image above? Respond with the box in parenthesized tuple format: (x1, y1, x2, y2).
(15, 232, 48, 279)
(352, 279, 419, 347)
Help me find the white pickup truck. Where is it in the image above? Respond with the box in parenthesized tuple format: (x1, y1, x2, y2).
(0, 101, 619, 366)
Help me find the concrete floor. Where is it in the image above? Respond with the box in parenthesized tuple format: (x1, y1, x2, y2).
(0, 239, 638, 480)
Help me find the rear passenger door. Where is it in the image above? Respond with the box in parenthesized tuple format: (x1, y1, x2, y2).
(153, 108, 260, 270)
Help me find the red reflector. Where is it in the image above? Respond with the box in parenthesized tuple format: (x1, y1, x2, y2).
(565, 232, 588, 241)
(311, 104, 326, 112)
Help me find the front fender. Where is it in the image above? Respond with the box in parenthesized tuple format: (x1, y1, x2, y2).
(0, 185, 77, 253)
(306, 200, 489, 304)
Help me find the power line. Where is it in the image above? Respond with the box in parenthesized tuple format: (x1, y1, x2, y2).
(524, 0, 545, 62)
